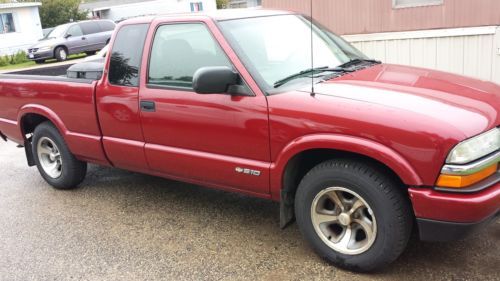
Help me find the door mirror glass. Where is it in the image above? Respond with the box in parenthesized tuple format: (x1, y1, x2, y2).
(193, 66, 238, 94)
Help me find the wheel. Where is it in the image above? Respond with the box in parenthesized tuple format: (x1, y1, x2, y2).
(295, 159, 412, 272)
(35, 59, 45, 64)
(32, 122, 87, 189)
(54, 47, 67, 61)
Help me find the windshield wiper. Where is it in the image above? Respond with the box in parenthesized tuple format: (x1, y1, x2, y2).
(336, 58, 381, 69)
(273, 66, 352, 88)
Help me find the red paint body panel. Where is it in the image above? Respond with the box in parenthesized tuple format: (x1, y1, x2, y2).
(137, 17, 271, 194)
(409, 183, 500, 223)
(267, 64, 499, 198)
(0, 118, 21, 143)
(0, 79, 109, 164)
(0, 13, 499, 228)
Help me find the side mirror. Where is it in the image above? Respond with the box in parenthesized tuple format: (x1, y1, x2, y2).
(193, 66, 238, 94)
(64, 34, 72, 39)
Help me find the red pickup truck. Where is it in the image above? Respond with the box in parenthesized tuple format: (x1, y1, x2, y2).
(0, 10, 498, 272)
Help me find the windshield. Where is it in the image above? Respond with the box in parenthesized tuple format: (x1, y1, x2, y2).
(44, 24, 68, 39)
(219, 15, 369, 92)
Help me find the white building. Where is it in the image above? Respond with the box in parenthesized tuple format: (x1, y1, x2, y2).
(0, 2, 43, 56)
(80, 0, 217, 23)
(228, 0, 261, 9)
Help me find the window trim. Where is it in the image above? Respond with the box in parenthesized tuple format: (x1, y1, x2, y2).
(107, 23, 150, 88)
(0, 12, 16, 34)
(392, 0, 443, 9)
(145, 21, 254, 96)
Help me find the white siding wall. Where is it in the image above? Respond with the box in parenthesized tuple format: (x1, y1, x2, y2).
(344, 26, 500, 84)
(0, 6, 43, 55)
(100, 0, 217, 22)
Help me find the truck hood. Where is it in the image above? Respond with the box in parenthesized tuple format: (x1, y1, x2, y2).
(311, 64, 500, 138)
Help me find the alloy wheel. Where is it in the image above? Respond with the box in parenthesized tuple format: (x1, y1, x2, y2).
(311, 186, 377, 255)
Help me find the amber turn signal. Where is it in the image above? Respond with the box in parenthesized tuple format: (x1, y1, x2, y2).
(436, 163, 498, 188)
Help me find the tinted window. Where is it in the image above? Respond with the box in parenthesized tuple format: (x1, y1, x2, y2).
(148, 23, 231, 88)
(109, 24, 149, 87)
(97, 20, 115, 32)
(66, 24, 83, 37)
(80, 22, 101, 35)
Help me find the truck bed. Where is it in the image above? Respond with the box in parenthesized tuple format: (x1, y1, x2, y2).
(0, 74, 107, 164)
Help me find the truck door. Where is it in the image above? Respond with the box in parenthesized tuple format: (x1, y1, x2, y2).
(95, 23, 150, 171)
(139, 21, 271, 195)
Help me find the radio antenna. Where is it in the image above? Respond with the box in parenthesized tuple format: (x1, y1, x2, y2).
(310, 0, 315, 96)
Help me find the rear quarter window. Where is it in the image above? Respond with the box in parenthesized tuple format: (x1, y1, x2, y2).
(108, 24, 149, 87)
(80, 22, 101, 35)
(97, 21, 116, 32)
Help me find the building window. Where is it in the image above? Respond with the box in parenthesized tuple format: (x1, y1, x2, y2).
(0, 13, 16, 34)
(393, 0, 443, 9)
(190, 2, 203, 12)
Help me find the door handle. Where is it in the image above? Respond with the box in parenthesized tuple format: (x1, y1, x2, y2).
(82, 37, 86, 40)
(140, 101, 156, 112)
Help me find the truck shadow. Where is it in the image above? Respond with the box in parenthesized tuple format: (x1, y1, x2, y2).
(80, 164, 499, 279)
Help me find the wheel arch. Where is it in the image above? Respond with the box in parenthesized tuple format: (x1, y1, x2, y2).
(54, 45, 68, 57)
(272, 134, 422, 228)
(18, 106, 69, 167)
(18, 105, 69, 139)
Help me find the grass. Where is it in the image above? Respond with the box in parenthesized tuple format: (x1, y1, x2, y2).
(0, 53, 88, 72)
(0, 61, 35, 71)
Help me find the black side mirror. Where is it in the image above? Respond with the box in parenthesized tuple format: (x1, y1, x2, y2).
(193, 66, 238, 94)
(64, 34, 72, 39)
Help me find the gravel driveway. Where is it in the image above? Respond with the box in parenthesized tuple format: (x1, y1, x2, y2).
(0, 140, 498, 281)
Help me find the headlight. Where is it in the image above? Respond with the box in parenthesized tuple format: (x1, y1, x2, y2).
(446, 128, 500, 164)
(37, 46, 52, 52)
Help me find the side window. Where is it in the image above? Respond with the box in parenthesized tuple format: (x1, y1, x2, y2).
(148, 23, 232, 89)
(97, 21, 116, 32)
(80, 22, 101, 35)
(108, 24, 149, 87)
(0, 13, 16, 34)
(66, 24, 83, 37)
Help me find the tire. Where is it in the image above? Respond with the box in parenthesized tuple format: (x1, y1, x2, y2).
(35, 59, 45, 64)
(54, 47, 67, 62)
(32, 122, 87, 189)
(295, 159, 412, 272)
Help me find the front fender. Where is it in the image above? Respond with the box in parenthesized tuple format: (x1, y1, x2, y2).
(270, 134, 423, 200)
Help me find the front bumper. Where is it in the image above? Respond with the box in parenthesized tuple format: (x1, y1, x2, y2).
(416, 212, 498, 241)
(409, 180, 500, 241)
(27, 50, 54, 61)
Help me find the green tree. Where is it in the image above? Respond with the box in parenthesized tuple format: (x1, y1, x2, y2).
(216, 0, 229, 9)
(39, 0, 88, 28)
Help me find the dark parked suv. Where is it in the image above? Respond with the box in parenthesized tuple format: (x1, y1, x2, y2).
(27, 20, 115, 63)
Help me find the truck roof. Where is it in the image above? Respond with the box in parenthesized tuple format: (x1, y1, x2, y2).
(119, 8, 294, 25)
